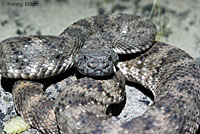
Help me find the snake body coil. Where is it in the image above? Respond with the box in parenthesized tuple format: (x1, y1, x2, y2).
(0, 14, 199, 134)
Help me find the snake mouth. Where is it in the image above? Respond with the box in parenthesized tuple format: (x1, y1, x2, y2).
(90, 70, 106, 77)
(88, 69, 113, 77)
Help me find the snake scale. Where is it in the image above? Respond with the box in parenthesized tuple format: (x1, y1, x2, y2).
(0, 13, 200, 134)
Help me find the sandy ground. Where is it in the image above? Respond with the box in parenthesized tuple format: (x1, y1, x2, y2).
(0, 0, 199, 133)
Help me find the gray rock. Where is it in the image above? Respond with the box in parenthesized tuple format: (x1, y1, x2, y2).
(0, 75, 17, 134)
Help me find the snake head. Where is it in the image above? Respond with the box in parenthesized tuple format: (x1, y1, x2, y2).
(74, 49, 119, 77)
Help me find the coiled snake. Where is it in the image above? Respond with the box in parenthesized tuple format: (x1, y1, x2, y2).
(0, 13, 199, 134)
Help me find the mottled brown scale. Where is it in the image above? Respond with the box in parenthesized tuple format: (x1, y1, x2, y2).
(60, 13, 157, 54)
(12, 80, 59, 134)
(115, 42, 200, 134)
(54, 42, 200, 134)
(54, 71, 125, 134)
(0, 36, 75, 79)
(0, 35, 80, 133)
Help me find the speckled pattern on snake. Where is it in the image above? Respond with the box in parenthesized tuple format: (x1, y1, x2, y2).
(0, 13, 199, 134)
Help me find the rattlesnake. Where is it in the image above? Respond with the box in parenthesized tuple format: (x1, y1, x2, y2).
(0, 13, 199, 134)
